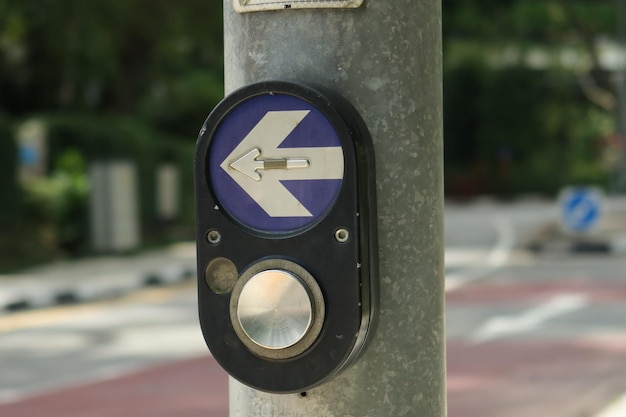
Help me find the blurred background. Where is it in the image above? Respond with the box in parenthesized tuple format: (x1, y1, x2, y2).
(2, 0, 626, 267)
(0, 0, 223, 268)
(444, 0, 626, 197)
(1, 1, 626, 417)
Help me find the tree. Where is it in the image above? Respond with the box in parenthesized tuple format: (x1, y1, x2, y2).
(443, 0, 619, 195)
(0, 0, 224, 138)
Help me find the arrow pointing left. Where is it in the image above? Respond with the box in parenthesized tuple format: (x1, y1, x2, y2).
(229, 148, 310, 181)
(220, 110, 344, 218)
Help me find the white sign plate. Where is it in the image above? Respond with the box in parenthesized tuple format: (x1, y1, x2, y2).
(234, 0, 363, 13)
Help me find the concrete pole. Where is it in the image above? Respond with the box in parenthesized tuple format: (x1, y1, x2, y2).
(224, 1, 446, 416)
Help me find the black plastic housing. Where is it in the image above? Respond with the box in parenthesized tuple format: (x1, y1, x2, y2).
(194, 80, 377, 393)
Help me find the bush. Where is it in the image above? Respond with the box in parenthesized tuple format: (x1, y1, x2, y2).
(36, 114, 195, 253)
(0, 116, 67, 270)
(0, 117, 19, 226)
(22, 149, 89, 254)
(444, 64, 612, 197)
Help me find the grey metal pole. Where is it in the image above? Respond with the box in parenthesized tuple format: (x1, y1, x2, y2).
(224, 1, 446, 416)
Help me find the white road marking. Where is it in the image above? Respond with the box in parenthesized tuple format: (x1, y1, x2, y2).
(0, 285, 207, 405)
(593, 391, 626, 417)
(471, 293, 589, 343)
(446, 215, 515, 292)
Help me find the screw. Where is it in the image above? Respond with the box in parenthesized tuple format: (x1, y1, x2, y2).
(334, 228, 349, 243)
(207, 229, 222, 245)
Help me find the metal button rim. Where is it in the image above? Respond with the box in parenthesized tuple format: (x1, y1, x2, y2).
(229, 259, 325, 360)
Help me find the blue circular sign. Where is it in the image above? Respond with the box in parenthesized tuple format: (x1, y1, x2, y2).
(560, 188, 603, 233)
(208, 93, 344, 234)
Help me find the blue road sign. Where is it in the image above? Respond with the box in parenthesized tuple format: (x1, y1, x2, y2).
(208, 93, 344, 234)
(560, 187, 603, 233)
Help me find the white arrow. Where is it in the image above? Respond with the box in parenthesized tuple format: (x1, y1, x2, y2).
(229, 148, 310, 182)
(221, 110, 344, 218)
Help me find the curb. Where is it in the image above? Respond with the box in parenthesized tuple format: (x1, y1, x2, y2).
(537, 234, 626, 255)
(526, 221, 626, 255)
(0, 265, 196, 315)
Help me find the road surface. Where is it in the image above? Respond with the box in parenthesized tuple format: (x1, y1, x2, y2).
(0, 200, 624, 416)
(446, 200, 626, 417)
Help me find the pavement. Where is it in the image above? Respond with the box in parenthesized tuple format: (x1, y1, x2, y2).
(447, 276, 626, 417)
(0, 356, 229, 417)
(447, 196, 626, 417)
(0, 242, 197, 315)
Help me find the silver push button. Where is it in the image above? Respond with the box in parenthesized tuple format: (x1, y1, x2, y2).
(236, 269, 313, 350)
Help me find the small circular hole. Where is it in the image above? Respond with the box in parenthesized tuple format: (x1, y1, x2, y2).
(300, 392, 307, 397)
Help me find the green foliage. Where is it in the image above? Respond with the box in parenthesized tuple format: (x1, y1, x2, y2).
(443, 0, 620, 197)
(444, 64, 613, 196)
(0, 116, 19, 225)
(21, 149, 89, 254)
(138, 70, 223, 136)
(0, 115, 66, 270)
(40, 114, 196, 250)
(0, 0, 224, 137)
(444, 1, 616, 42)
(0, 0, 219, 266)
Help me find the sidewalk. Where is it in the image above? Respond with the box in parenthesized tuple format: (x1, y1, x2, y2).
(0, 242, 197, 314)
